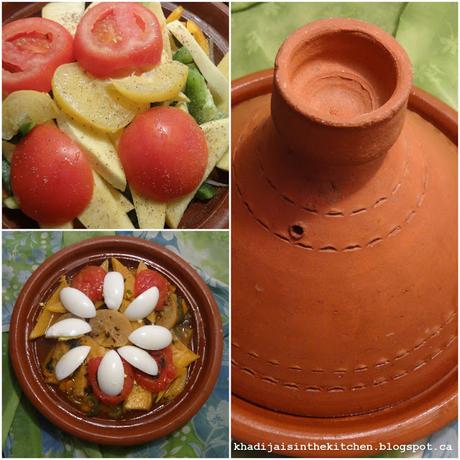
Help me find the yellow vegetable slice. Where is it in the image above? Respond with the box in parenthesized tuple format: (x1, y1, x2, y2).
(78, 172, 134, 229)
(56, 113, 127, 191)
(164, 367, 187, 400)
(44, 275, 69, 314)
(52, 63, 148, 133)
(30, 308, 57, 340)
(124, 382, 153, 411)
(111, 61, 188, 104)
(111, 258, 135, 300)
(131, 189, 166, 229)
(166, 5, 183, 23)
(186, 19, 209, 55)
(172, 340, 199, 368)
(166, 118, 229, 228)
(41, 2, 85, 35)
(2, 91, 58, 140)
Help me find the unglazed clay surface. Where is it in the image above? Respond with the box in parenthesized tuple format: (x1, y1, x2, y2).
(231, 19, 457, 423)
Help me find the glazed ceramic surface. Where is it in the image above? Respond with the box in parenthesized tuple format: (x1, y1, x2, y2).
(10, 236, 223, 445)
(231, 18, 457, 455)
(2, 2, 229, 230)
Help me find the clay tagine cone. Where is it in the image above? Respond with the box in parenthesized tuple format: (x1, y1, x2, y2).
(232, 18, 457, 456)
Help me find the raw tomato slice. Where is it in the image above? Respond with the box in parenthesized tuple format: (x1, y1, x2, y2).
(11, 124, 93, 225)
(74, 2, 162, 78)
(119, 107, 208, 201)
(2, 18, 74, 94)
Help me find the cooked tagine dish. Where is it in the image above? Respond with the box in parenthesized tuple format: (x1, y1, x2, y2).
(29, 257, 199, 418)
(3, 2, 229, 229)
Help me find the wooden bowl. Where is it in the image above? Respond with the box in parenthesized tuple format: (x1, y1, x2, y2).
(2, 2, 229, 229)
(9, 236, 223, 445)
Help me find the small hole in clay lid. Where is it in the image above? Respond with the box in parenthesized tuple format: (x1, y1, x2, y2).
(289, 224, 304, 240)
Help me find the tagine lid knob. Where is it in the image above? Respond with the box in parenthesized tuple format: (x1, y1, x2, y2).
(271, 18, 412, 165)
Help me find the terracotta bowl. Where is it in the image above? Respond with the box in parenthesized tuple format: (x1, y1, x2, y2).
(2, 1, 229, 230)
(9, 236, 223, 445)
(231, 18, 457, 457)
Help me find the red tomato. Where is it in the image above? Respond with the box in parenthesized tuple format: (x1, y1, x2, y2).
(88, 357, 134, 405)
(134, 346, 177, 393)
(134, 269, 169, 310)
(74, 2, 162, 78)
(11, 124, 93, 226)
(2, 18, 74, 94)
(119, 107, 208, 201)
(72, 266, 106, 302)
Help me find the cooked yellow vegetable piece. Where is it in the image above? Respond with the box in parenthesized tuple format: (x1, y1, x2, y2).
(78, 172, 134, 229)
(124, 383, 153, 411)
(166, 5, 183, 23)
(56, 113, 127, 191)
(166, 118, 229, 228)
(41, 2, 85, 35)
(217, 53, 229, 78)
(131, 189, 166, 229)
(79, 335, 106, 359)
(73, 363, 88, 398)
(172, 340, 199, 368)
(100, 260, 109, 272)
(30, 308, 57, 339)
(111, 258, 135, 300)
(111, 61, 188, 104)
(164, 367, 187, 400)
(52, 63, 148, 133)
(186, 19, 209, 55)
(2, 91, 58, 140)
(137, 261, 148, 274)
(44, 275, 69, 313)
(42, 342, 70, 384)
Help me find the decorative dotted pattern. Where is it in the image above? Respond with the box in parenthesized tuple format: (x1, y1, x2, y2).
(232, 311, 456, 375)
(232, 333, 456, 392)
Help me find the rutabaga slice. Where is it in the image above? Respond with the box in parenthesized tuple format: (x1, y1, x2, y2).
(166, 118, 228, 228)
(56, 113, 127, 191)
(79, 172, 134, 229)
(217, 53, 229, 114)
(131, 188, 166, 229)
(167, 20, 228, 105)
(143, 2, 172, 62)
(42, 2, 85, 35)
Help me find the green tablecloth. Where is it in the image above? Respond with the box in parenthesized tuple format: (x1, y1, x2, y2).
(2, 231, 229, 458)
(232, 2, 458, 108)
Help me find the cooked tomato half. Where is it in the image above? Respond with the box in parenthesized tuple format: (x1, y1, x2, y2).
(134, 269, 169, 310)
(72, 265, 106, 302)
(134, 346, 177, 393)
(88, 357, 134, 405)
(119, 106, 208, 201)
(74, 2, 162, 78)
(11, 124, 93, 225)
(2, 18, 74, 94)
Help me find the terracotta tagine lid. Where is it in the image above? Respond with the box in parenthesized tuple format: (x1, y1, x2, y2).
(232, 18, 457, 456)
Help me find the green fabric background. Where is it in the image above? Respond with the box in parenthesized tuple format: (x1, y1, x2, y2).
(231, 2, 458, 108)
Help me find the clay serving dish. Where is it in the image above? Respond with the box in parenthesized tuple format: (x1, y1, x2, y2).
(231, 19, 457, 456)
(2, 2, 229, 230)
(9, 236, 223, 445)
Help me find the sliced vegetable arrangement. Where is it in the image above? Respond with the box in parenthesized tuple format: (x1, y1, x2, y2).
(30, 257, 199, 418)
(2, 2, 229, 229)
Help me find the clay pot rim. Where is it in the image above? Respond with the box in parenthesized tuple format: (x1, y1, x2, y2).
(274, 18, 412, 128)
(9, 236, 223, 445)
